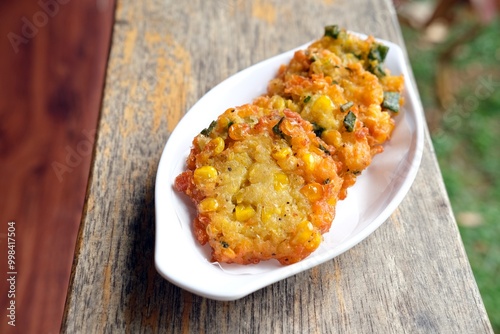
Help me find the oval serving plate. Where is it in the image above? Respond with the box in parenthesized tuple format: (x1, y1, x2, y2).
(155, 34, 424, 301)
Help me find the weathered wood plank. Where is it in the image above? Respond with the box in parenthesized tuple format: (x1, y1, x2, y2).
(62, 0, 493, 332)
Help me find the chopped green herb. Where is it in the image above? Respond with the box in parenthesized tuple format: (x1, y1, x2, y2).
(324, 25, 340, 39)
(343, 111, 356, 132)
(367, 44, 389, 77)
(303, 95, 311, 103)
(340, 101, 354, 112)
(227, 120, 234, 130)
(221, 241, 229, 248)
(312, 122, 325, 137)
(368, 63, 386, 77)
(353, 53, 362, 60)
(323, 178, 330, 185)
(319, 144, 330, 155)
(332, 80, 339, 85)
(382, 92, 400, 112)
(273, 117, 285, 138)
(200, 120, 217, 136)
(369, 43, 389, 63)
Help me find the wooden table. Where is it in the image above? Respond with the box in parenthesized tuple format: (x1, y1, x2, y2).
(62, 0, 494, 332)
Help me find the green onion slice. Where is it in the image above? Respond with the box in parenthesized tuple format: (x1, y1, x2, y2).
(273, 117, 285, 138)
(340, 101, 354, 112)
(343, 111, 356, 132)
(324, 25, 340, 39)
(312, 122, 325, 137)
(200, 120, 217, 136)
(382, 92, 400, 112)
(369, 43, 389, 63)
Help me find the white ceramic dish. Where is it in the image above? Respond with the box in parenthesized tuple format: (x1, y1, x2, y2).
(155, 34, 425, 301)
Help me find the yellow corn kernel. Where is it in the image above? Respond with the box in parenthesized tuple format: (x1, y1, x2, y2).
(261, 207, 273, 223)
(327, 196, 337, 206)
(193, 166, 218, 185)
(322, 129, 341, 147)
(261, 206, 282, 223)
(199, 197, 219, 212)
(301, 152, 317, 171)
(235, 204, 256, 222)
(228, 123, 248, 140)
(293, 220, 314, 244)
(210, 137, 225, 154)
(311, 95, 333, 114)
(305, 232, 322, 251)
(272, 146, 292, 160)
(218, 115, 230, 129)
(221, 247, 236, 259)
(270, 96, 286, 110)
(300, 182, 324, 202)
(274, 172, 289, 191)
(285, 100, 300, 113)
(277, 155, 299, 172)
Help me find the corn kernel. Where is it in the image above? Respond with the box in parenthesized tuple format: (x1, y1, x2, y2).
(305, 232, 322, 251)
(301, 153, 317, 171)
(293, 220, 314, 244)
(235, 204, 256, 221)
(193, 166, 218, 185)
(210, 137, 225, 154)
(286, 100, 300, 113)
(300, 183, 324, 202)
(273, 172, 289, 191)
(218, 116, 230, 129)
(199, 197, 219, 212)
(277, 155, 299, 171)
(271, 96, 286, 110)
(272, 147, 292, 160)
(327, 196, 337, 206)
(261, 206, 282, 223)
(221, 247, 236, 259)
(261, 207, 273, 223)
(322, 129, 341, 147)
(228, 123, 249, 140)
(311, 95, 333, 114)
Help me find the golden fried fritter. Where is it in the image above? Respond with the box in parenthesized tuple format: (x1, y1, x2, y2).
(175, 110, 343, 265)
(255, 28, 404, 198)
(174, 26, 404, 265)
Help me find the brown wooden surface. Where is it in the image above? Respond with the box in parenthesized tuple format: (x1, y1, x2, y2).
(0, 1, 115, 333)
(61, 0, 494, 332)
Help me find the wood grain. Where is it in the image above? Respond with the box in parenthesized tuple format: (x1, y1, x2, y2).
(62, 0, 493, 332)
(0, 1, 115, 333)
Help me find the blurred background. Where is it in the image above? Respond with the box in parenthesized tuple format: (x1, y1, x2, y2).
(0, 0, 498, 333)
(397, 0, 500, 331)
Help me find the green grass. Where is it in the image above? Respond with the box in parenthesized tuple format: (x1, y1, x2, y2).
(401, 16, 500, 333)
